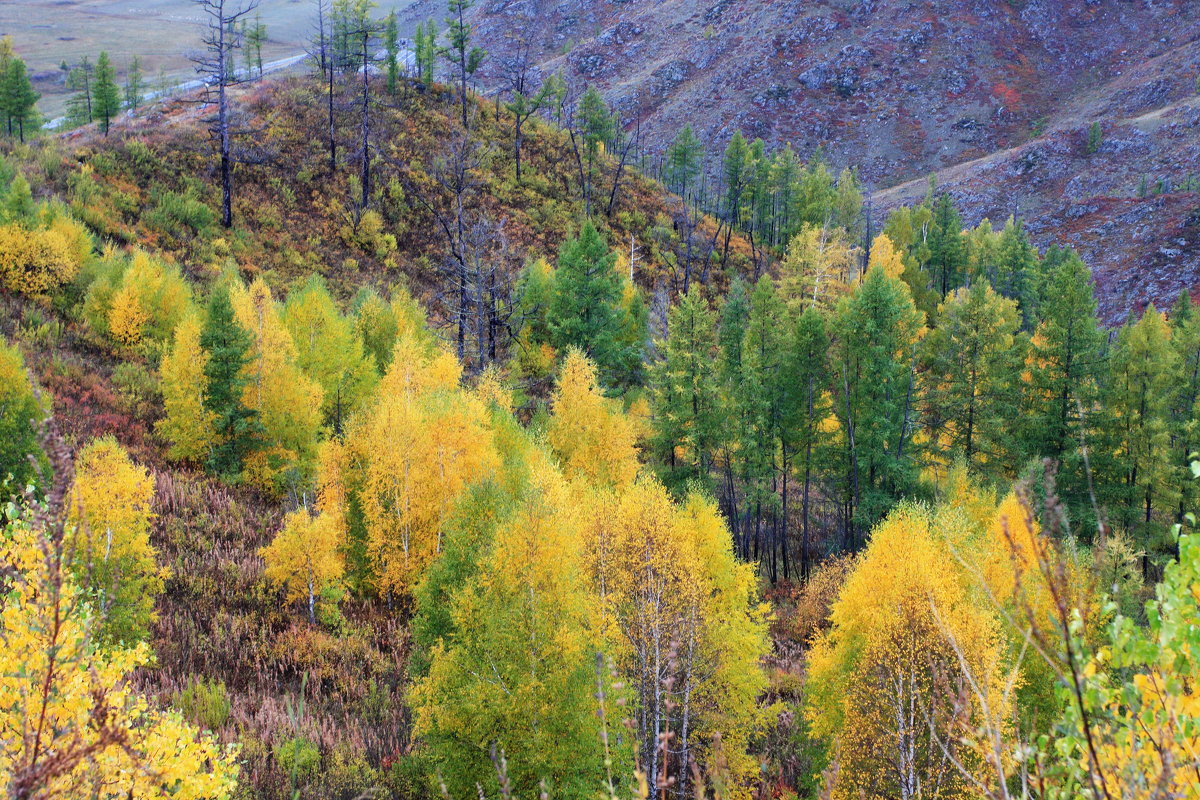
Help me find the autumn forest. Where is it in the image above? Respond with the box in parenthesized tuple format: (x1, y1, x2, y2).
(1, 2, 1199, 800)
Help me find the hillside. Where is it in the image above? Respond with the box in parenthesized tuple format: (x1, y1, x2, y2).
(0, 72, 754, 800)
(469, 0, 1200, 320)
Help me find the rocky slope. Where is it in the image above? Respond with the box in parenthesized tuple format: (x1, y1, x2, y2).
(469, 0, 1200, 321)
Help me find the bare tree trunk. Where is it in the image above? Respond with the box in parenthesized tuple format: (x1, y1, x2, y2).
(360, 27, 370, 208)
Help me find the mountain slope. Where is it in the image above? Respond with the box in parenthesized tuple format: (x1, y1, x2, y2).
(469, 0, 1200, 320)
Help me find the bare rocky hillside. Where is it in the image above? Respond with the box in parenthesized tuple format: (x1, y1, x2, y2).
(469, 0, 1200, 321)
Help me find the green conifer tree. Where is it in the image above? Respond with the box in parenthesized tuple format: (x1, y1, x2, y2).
(1108, 306, 1180, 546)
(547, 222, 628, 385)
(922, 281, 1022, 476)
(665, 125, 702, 201)
(123, 55, 145, 110)
(782, 306, 830, 580)
(200, 285, 263, 479)
(92, 52, 121, 135)
(831, 265, 925, 541)
(927, 193, 965, 299)
(652, 285, 719, 491)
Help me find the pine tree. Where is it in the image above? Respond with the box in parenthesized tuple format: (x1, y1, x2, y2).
(92, 52, 121, 135)
(200, 285, 262, 479)
(652, 285, 719, 491)
(123, 55, 145, 110)
(547, 221, 632, 387)
(922, 282, 1023, 476)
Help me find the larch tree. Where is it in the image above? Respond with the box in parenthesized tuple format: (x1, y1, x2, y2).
(0, 336, 48, 491)
(651, 285, 720, 491)
(200, 284, 262, 480)
(158, 311, 217, 463)
(547, 349, 639, 490)
(92, 52, 121, 135)
(1020, 248, 1105, 513)
(124, 54, 145, 109)
(735, 275, 788, 568)
(230, 278, 324, 492)
(830, 265, 925, 541)
(547, 221, 635, 387)
(1, 55, 39, 142)
(921, 281, 1023, 476)
(782, 307, 830, 580)
(283, 276, 378, 434)
(665, 124, 703, 203)
(66, 436, 164, 645)
(443, 0, 484, 128)
(1169, 290, 1200, 521)
(1107, 305, 1180, 543)
(926, 192, 965, 300)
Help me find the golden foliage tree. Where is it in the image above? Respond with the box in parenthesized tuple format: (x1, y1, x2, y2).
(548, 349, 639, 489)
(411, 460, 625, 800)
(585, 479, 768, 798)
(283, 277, 378, 432)
(779, 222, 858, 310)
(261, 442, 348, 621)
(157, 311, 217, 463)
(0, 509, 238, 799)
(67, 436, 164, 645)
(352, 334, 499, 596)
(807, 503, 1010, 800)
(230, 278, 323, 492)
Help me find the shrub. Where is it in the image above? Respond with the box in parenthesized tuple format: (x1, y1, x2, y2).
(145, 189, 216, 237)
(0, 336, 48, 491)
(0, 224, 82, 294)
(178, 677, 232, 731)
(274, 735, 320, 781)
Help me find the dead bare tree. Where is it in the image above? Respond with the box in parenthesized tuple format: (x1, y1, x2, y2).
(307, 0, 338, 177)
(191, 0, 259, 229)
